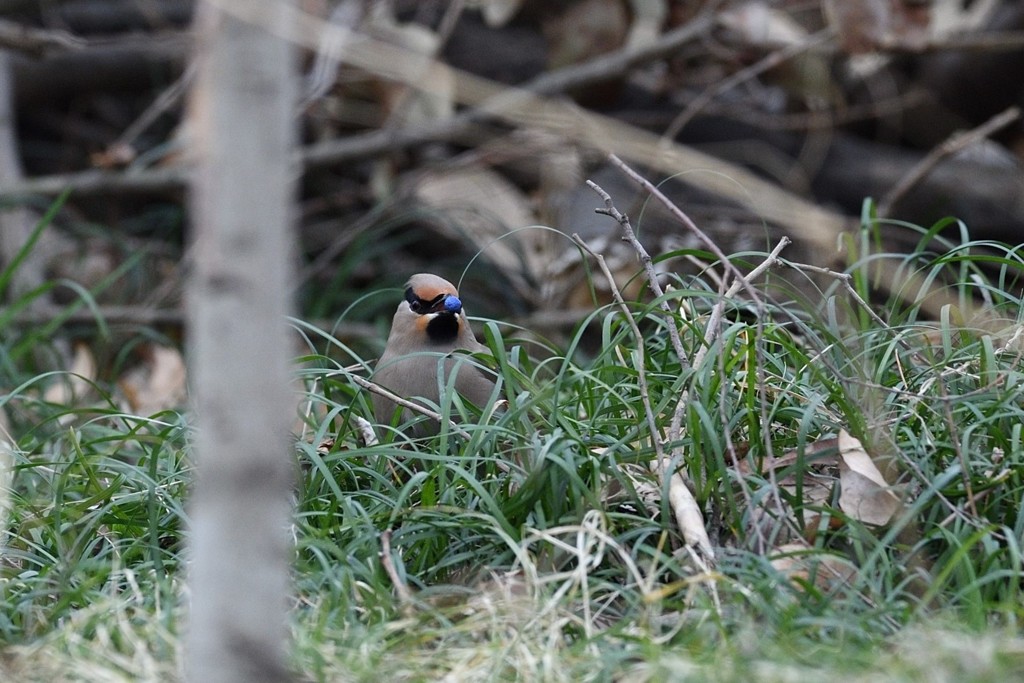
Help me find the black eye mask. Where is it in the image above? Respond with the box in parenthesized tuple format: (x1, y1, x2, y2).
(405, 287, 462, 315)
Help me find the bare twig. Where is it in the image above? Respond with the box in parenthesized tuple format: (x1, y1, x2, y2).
(586, 173, 798, 558)
(345, 372, 472, 440)
(691, 235, 791, 371)
(0, 13, 713, 198)
(110, 62, 197, 162)
(705, 89, 927, 131)
(586, 180, 689, 368)
(605, 154, 789, 445)
(0, 19, 86, 56)
(669, 235, 791, 555)
(662, 29, 833, 139)
(783, 260, 933, 366)
(0, 165, 188, 199)
(301, 11, 716, 165)
(879, 106, 1020, 216)
(570, 234, 663, 452)
(380, 529, 414, 615)
(2, 4, 851, 266)
(607, 154, 768, 310)
(571, 231, 714, 561)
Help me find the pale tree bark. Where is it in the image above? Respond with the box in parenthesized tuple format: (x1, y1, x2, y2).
(185, 2, 298, 682)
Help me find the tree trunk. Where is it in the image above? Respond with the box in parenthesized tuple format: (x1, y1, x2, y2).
(184, 2, 297, 682)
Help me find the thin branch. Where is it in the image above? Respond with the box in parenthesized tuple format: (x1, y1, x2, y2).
(0, 13, 713, 199)
(607, 152, 788, 446)
(586, 173, 795, 558)
(667, 235, 790, 546)
(345, 372, 471, 440)
(0, 165, 188, 200)
(879, 106, 1021, 216)
(302, 11, 716, 166)
(708, 89, 927, 131)
(663, 29, 833, 139)
(2, 6, 852, 266)
(108, 62, 197, 162)
(571, 231, 714, 561)
(782, 260, 932, 366)
(0, 19, 86, 57)
(380, 529, 414, 616)
(607, 153, 768, 310)
(586, 180, 689, 369)
(693, 236, 791, 369)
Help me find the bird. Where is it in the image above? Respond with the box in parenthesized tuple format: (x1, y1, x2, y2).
(372, 273, 497, 435)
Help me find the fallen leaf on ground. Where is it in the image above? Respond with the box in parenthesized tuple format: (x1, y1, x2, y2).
(770, 541, 858, 591)
(838, 429, 900, 526)
(43, 342, 97, 406)
(119, 344, 188, 416)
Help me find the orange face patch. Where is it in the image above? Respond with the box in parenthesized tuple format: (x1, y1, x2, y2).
(414, 314, 432, 333)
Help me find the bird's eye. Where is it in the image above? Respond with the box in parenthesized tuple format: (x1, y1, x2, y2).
(404, 287, 424, 313)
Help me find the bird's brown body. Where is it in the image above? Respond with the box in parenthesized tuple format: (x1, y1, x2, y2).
(372, 274, 496, 434)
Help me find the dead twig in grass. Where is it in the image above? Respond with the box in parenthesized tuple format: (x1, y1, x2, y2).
(380, 529, 414, 616)
(344, 372, 472, 440)
(879, 106, 1020, 217)
(607, 154, 768, 312)
(571, 230, 714, 562)
(586, 173, 794, 557)
(586, 179, 690, 368)
(783, 260, 933, 366)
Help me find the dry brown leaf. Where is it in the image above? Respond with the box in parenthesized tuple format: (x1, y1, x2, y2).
(43, 342, 97, 406)
(823, 0, 930, 54)
(770, 541, 857, 591)
(472, 0, 525, 28)
(118, 344, 188, 416)
(626, 0, 668, 50)
(838, 429, 900, 526)
(660, 466, 713, 559)
(719, 1, 808, 48)
(544, 0, 629, 70)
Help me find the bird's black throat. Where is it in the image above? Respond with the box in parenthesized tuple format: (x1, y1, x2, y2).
(425, 312, 459, 344)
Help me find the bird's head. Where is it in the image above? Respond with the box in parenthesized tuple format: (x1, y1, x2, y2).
(397, 273, 468, 346)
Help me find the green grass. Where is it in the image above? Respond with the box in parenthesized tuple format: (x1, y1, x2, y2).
(3, 210, 1024, 681)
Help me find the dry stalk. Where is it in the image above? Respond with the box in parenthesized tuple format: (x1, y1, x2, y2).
(879, 106, 1020, 217)
(584, 170, 797, 559)
(380, 529, 415, 616)
(586, 179, 689, 368)
(345, 372, 472, 440)
(570, 231, 714, 562)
